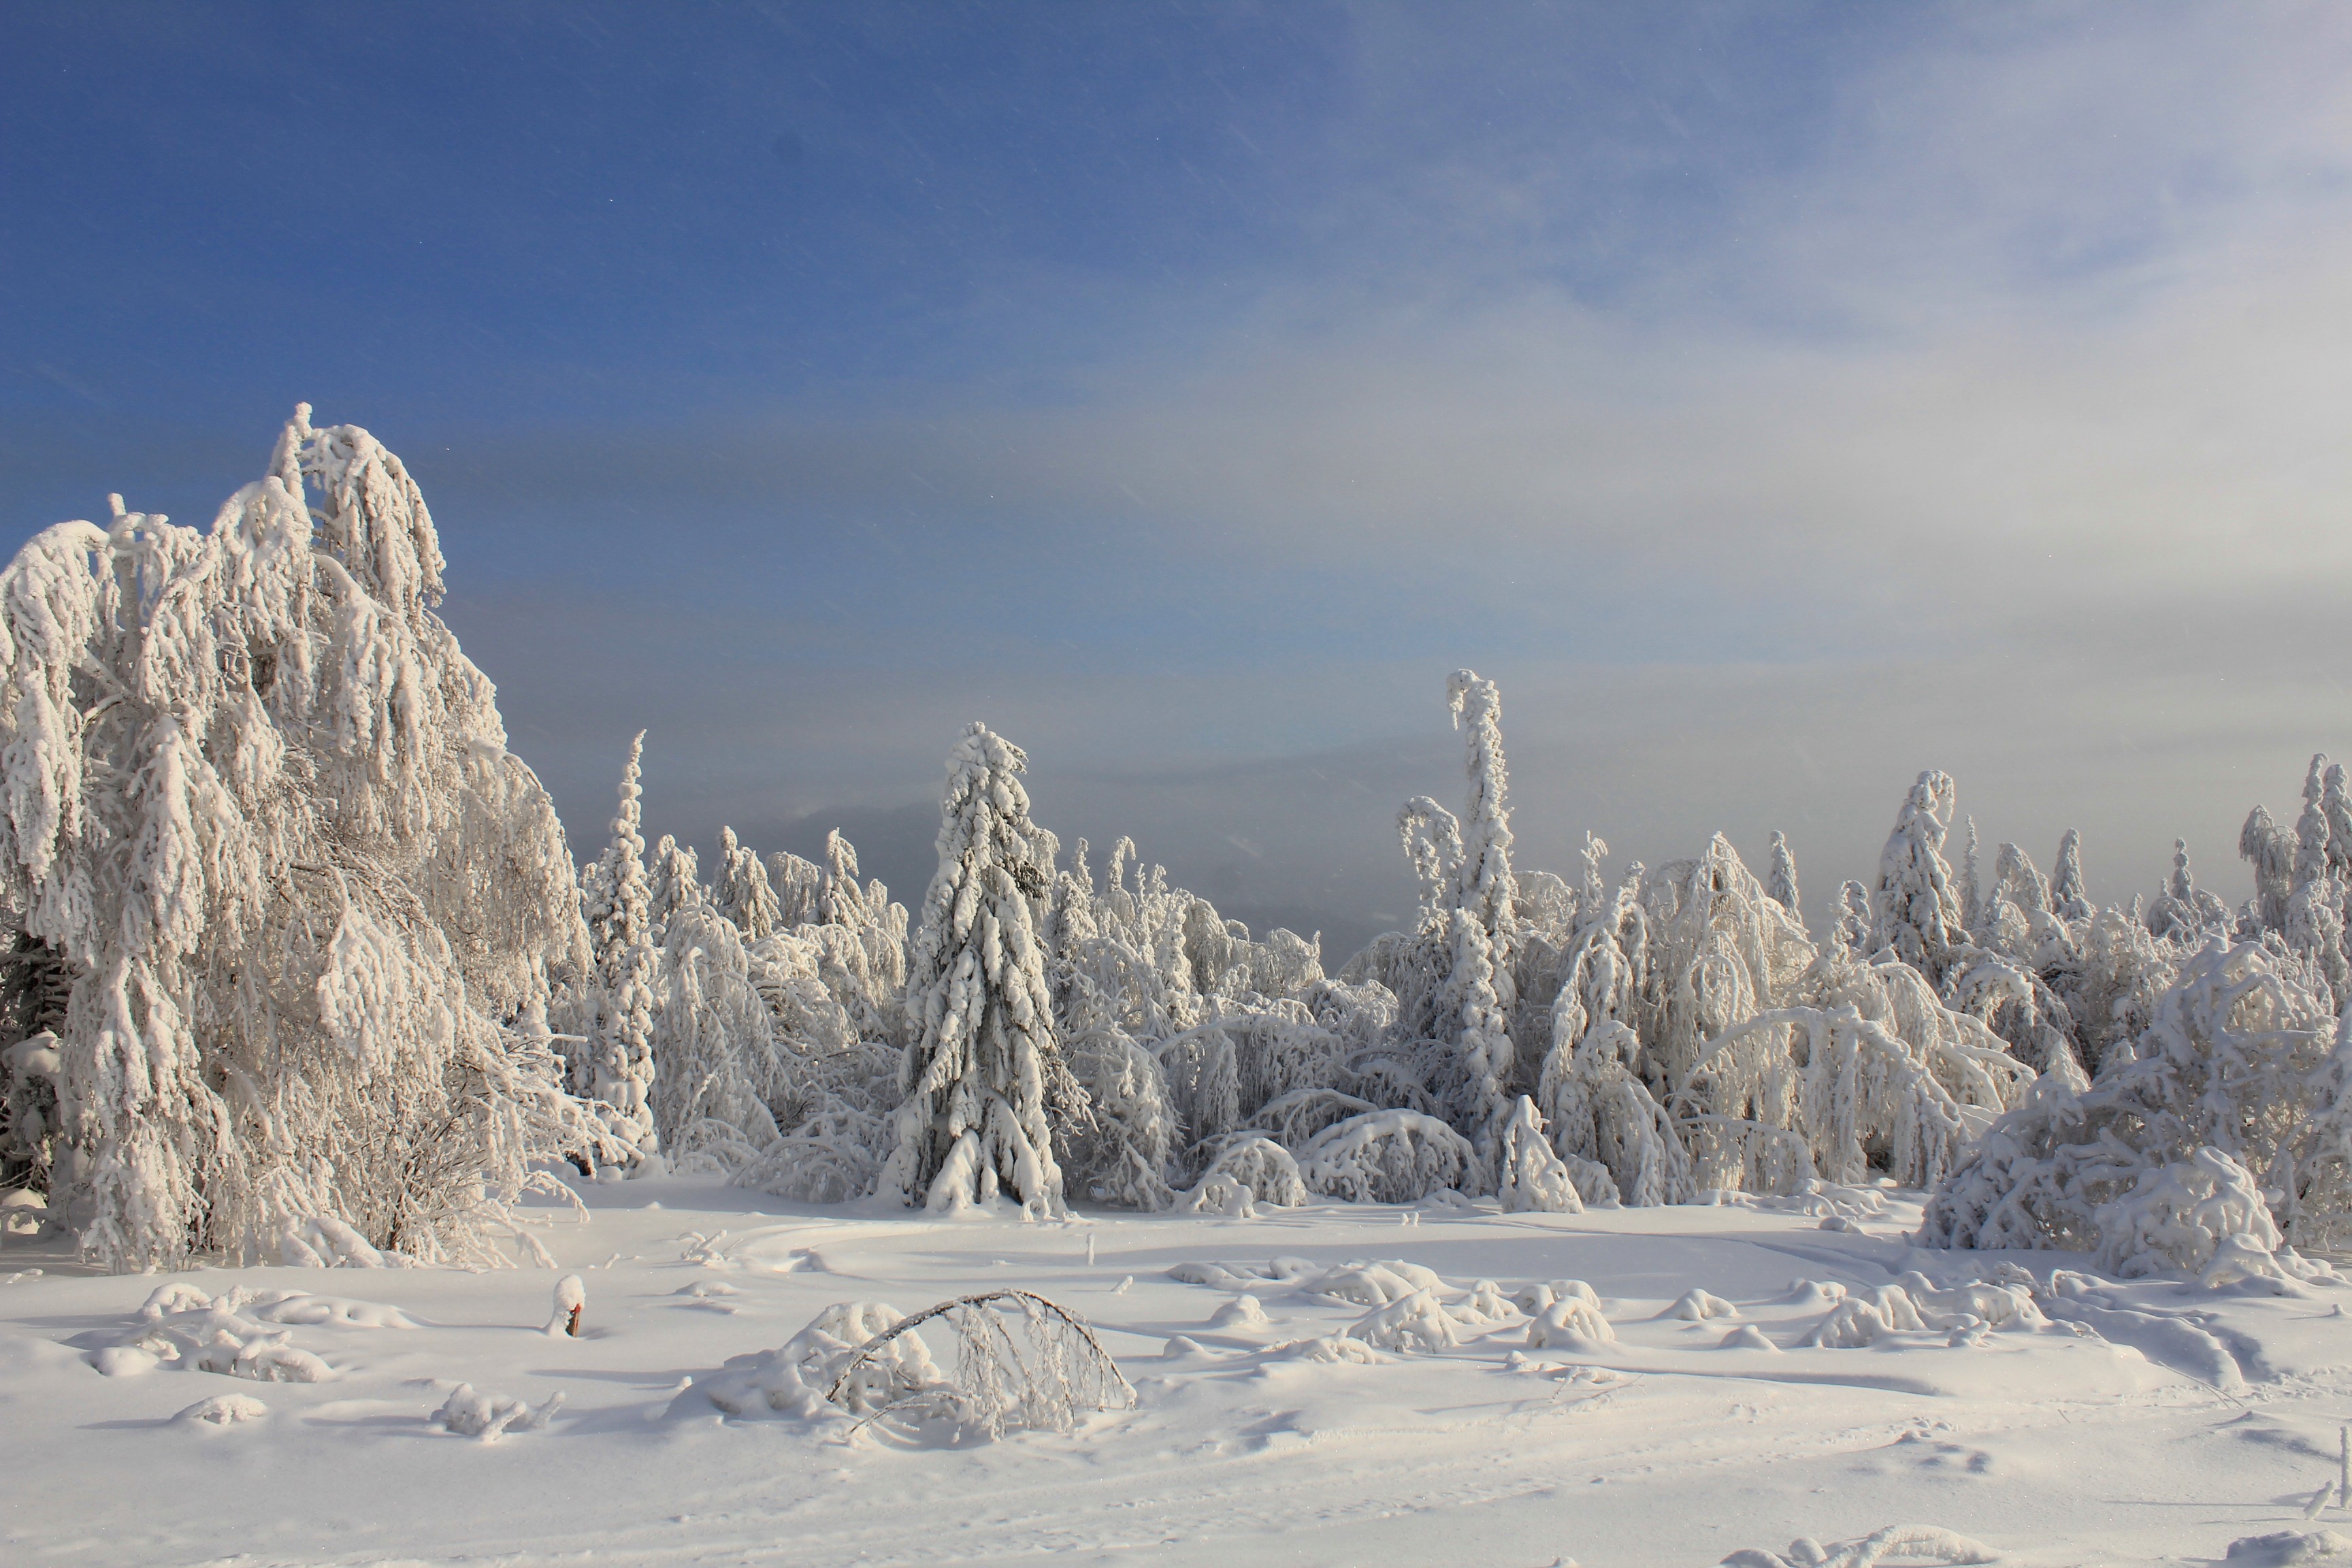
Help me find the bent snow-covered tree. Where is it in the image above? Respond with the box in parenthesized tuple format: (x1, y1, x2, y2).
(0, 406, 601, 1270)
(879, 723, 1076, 1216)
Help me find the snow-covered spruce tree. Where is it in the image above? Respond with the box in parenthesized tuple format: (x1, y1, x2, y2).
(2147, 840, 2230, 943)
(2285, 754, 2347, 1006)
(0, 406, 604, 1269)
(581, 733, 659, 1156)
(712, 825, 781, 941)
(2048, 828, 2093, 924)
(1767, 830, 1802, 929)
(2327, 763, 2352, 884)
(647, 832, 703, 943)
(1534, 858, 1671, 1206)
(819, 828, 911, 1006)
(1833, 880, 1872, 956)
(877, 723, 1076, 1216)
(768, 848, 826, 930)
(2242, 803, 2296, 935)
(1957, 817, 1983, 939)
(1869, 770, 1967, 985)
(1922, 937, 2352, 1263)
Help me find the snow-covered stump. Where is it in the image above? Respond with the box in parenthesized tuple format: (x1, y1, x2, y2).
(546, 1274, 585, 1337)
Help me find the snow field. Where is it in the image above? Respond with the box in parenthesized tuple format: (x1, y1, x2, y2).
(5, 1174, 2352, 1567)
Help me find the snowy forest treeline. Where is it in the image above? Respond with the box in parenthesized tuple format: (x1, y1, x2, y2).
(1, 409, 2346, 1286)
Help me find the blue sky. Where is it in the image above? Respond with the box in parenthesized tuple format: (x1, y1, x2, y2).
(7, 3, 2352, 951)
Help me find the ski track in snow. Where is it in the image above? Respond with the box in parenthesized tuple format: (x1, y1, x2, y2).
(4, 1175, 2351, 1567)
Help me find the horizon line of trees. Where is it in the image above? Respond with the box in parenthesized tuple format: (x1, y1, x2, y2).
(0, 408, 2345, 1280)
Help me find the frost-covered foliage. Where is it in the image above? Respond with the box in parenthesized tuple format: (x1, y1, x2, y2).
(0, 408, 604, 1271)
(1923, 938, 2352, 1264)
(879, 723, 1074, 1216)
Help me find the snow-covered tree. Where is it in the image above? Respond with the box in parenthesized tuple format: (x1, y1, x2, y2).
(2242, 803, 2296, 934)
(878, 723, 1075, 1216)
(1923, 938, 2352, 1262)
(1767, 830, 1802, 927)
(647, 832, 703, 941)
(1869, 770, 1966, 983)
(1447, 669, 1517, 941)
(2285, 754, 2347, 1005)
(581, 734, 659, 1156)
(1957, 817, 1982, 938)
(1833, 880, 1871, 956)
(2049, 828, 2094, 924)
(713, 825, 781, 941)
(649, 900, 786, 1164)
(1396, 796, 1463, 930)
(1494, 1094, 1580, 1213)
(0, 406, 602, 1269)
(2147, 840, 2229, 943)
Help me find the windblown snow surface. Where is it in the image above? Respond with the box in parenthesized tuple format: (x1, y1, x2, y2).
(5, 1173, 2351, 1567)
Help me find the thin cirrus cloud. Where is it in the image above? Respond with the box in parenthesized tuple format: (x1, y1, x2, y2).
(5, 3, 2350, 949)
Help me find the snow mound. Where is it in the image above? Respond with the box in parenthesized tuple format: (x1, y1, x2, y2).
(1347, 1288, 1463, 1354)
(701, 1301, 931, 1423)
(93, 1286, 347, 1382)
(1273, 1334, 1388, 1365)
(2227, 1532, 2352, 1566)
(1663, 1288, 1739, 1321)
(1721, 1524, 2001, 1567)
(1720, 1324, 1779, 1352)
(1515, 1279, 1602, 1315)
(1165, 1256, 1316, 1290)
(434, 1383, 564, 1441)
(1301, 1259, 1446, 1306)
(174, 1394, 270, 1428)
(1208, 1294, 1271, 1329)
(1526, 1296, 1616, 1348)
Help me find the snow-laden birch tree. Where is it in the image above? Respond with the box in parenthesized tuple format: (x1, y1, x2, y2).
(0, 406, 603, 1269)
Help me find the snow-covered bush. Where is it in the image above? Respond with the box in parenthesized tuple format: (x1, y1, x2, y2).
(2092, 1146, 2283, 1279)
(1922, 938, 2352, 1262)
(1494, 1095, 1580, 1213)
(1297, 1109, 1475, 1203)
(1185, 1131, 1307, 1208)
(1059, 1026, 1178, 1209)
(814, 1290, 1134, 1439)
